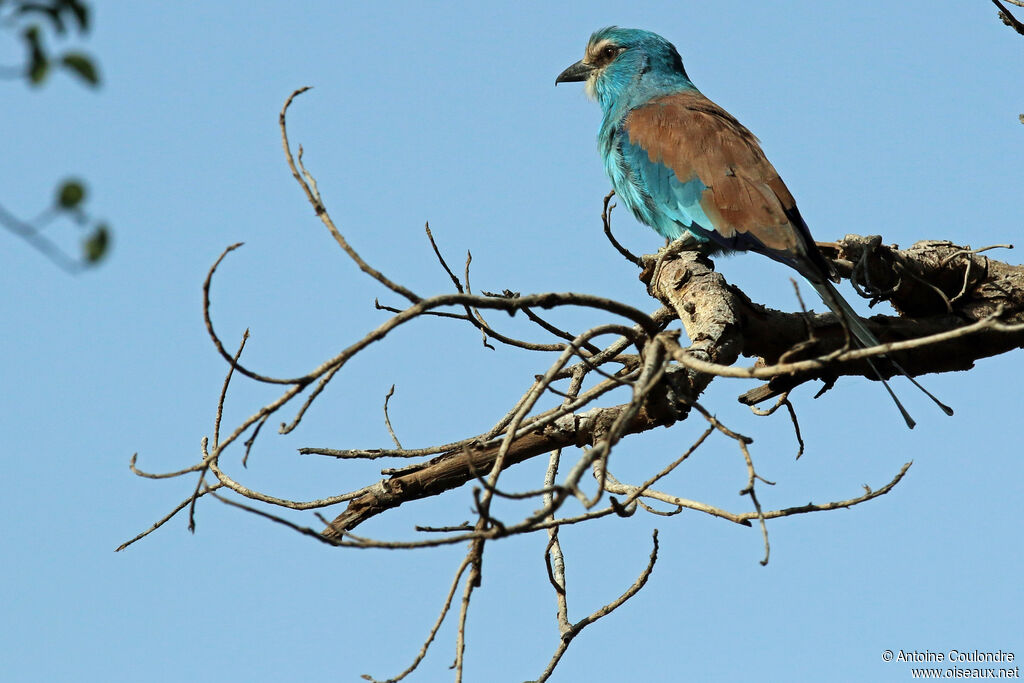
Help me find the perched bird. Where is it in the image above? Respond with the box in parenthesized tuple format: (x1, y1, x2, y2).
(556, 27, 951, 427)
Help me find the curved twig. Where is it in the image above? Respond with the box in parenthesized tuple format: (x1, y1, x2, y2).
(280, 87, 421, 303)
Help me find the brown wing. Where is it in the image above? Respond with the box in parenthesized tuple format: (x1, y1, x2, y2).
(623, 90, 804, 255)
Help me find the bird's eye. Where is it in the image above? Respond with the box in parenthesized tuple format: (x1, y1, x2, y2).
(602, 46, 619, 59)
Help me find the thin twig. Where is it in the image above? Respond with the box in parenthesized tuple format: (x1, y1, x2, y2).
(667, 312, 1024, 381)
(602, 426, 714, 511)
(0, 200, 84, 273)
(213, 329, 249, 451)
(280, 87, 422, 303)
(383, 384, 404, 450)
(188, 329, 248, 532)
(737, 439, 772, 566)
(362, 554, 474, 683)
(749, 392, 804, 459)
(241, 414, 270, 468)
(535, 530, 659, 683)
(202, 243, 310, 385)
(116, 484, 223, 551)
(601, 190, 641, 266)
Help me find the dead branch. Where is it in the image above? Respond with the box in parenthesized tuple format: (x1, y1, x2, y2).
(992, 0, 1024, 35)
(126, 87, 1024, 683)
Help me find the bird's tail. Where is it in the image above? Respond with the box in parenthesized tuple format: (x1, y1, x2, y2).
(810, 279, 953, 429)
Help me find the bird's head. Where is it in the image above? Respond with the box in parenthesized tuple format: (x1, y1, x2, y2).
(556, 28, 691, 110)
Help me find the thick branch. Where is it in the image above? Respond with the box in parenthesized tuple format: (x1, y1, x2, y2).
(321, 254, 726, 537)
(639, 250, 745, 395)
(741, 236, 1024, 401)
(322, 404, 671, 537)
(321, 236, 1024, 536)
(992, 0, 1024, 35)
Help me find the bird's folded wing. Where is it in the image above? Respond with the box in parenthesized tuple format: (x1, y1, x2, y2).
(622, 90, 806, 257)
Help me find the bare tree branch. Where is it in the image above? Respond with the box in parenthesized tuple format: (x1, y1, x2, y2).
(127, 88, 1024, 682)
(992, 0, 1024, 35)
(534, 530, 660, 683)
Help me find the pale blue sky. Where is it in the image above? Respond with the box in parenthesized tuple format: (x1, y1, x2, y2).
(2, 2, 1021, 681)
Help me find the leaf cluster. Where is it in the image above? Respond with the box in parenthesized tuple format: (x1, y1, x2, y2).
(1, 0, 99, 87)
(1, 0, 111, 269)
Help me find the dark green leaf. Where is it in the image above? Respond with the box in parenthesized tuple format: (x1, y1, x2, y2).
(22, 24, 43, 55)
(83, 224, 109, 264)
(60, 52, 98, 86)
(28, 53, 49, 84)
(17, 4, 65, 34)
(63, 0, 90, 32)
(22, 25, 49, 85)
(56, 179, 86, 209)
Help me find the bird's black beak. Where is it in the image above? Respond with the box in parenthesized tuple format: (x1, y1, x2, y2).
(555, 60, 594, 85)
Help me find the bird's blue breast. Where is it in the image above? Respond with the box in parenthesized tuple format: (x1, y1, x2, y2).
(599, 114, 715, 245)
